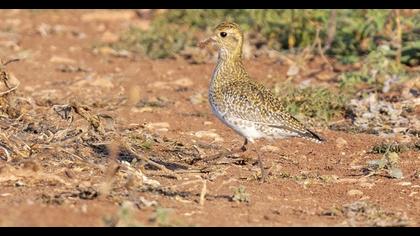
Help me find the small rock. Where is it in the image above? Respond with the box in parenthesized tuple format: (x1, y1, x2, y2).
(14, 180, 25, 187)
(287, 64, 299, 76)
(101, 31, 119, 44)
(95, 46, 116, 56)
(172, 78, 193, 87)
(81, 204, 88, 214)
(149, 81, 170, 90)
(336, 137, 348, 149)
(409, 192, 417, 197)
(347, 189, 364, 197)
(138, 196, 158, 207)
(194, 130, 224, 142)
(75, 77, 114, 89)
(359, 182, 375, 189)
(189, 93, 206, 105)
(261, 145, 280, 153)
(397, 182, 412, 186)
(49, 56, 76, 64)
(338, 178, 359, 184)
(203, 121, 213, 125)
(145, 122, 170, 130)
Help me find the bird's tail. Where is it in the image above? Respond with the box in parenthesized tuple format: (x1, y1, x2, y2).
(302, 129, 326, 144)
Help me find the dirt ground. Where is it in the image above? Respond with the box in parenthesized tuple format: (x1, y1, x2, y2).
(0, 10, 419, 227)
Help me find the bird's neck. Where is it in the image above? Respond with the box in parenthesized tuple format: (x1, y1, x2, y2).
(213, 47, 247, 79)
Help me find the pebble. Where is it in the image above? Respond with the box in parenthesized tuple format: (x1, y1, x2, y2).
(172, 78, 193, 87)
(145, 122, 170, 131)
(194, 130, 224, 142)
(337, 178, 359, 184)
(101, 31, 119, 44)
(261, 145, 280, 153)
(409, 192, 418, 197)
(347, 189, 364, 197)
(335, 137, 348, 149)
(49, 55, 76, 64)
(359, 182, 375, 189)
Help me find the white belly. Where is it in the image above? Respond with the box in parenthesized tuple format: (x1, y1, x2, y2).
(210, 101, 264, 142)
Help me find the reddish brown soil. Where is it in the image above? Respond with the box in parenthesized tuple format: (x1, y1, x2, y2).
(0, 10, 419, 227)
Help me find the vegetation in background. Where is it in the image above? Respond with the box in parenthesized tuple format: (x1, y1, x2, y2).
(338, 44, 409, 96)
(113, 9, 419, 65)
(273, 81, 346, 124)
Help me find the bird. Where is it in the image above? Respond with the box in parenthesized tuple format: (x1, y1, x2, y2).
(199, 22, 325, 182)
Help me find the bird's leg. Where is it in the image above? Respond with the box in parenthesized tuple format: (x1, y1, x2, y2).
(240, 138, 248, 152)
(253, 143, 267, 183)
(255, 148, 267, 183)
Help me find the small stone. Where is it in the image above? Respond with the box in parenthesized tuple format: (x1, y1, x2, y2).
(336, 137, 348, 149)
(338, 178, 359, 184)
(409, 192, 417, 197)
(172, 78, 193, 87)
(145, 122, 170, 130)
(286, 64, 299, 76)
(49, 56, 76, 64)
(261, 145, 280, 153)
(194, 130, 224, 142)
(14, 180, 25, 187)
(81, 204, 88, 214)
(149, 81, 170, 90)
(347, 189, 364, 196)
(203, 121, 213, 125)
(189, 93, 206, 105)
(101, 31, 119, 43)
(359, 182, 375, 189)
(397, 182, 412, 186)
(75, 77, 114, 89)
(131, 107, 153, 113)
(96, 46, 116, 56)
(89, 77, 114, 89)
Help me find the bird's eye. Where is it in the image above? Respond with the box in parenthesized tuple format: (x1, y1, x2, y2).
(220, 32, 227, 37)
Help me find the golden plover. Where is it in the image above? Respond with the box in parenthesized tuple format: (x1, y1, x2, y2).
(199, 22, 325, 181)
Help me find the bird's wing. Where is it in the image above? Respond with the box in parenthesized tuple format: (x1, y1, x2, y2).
(219, 80, 324, 142)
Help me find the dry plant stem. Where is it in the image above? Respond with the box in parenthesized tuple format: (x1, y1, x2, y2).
(2, 58, 20, 66)
(124, 145, 180, 180)
(70, 101, 104, 134)
(193, 139, 248, 164)
(314, 27, 333, 71)
(324, 9, 337, 51)
(0, 82, 19, 96)
(395, 9, 402, 64)
(199, 179, 207, 206)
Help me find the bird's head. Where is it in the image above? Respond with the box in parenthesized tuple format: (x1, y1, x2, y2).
(199, 21, 244, 59)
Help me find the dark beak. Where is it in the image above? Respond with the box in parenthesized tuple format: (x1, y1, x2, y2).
(198, 36, 216, 49)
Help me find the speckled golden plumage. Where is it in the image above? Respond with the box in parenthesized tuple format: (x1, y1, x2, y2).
(202, 22, 324, 144)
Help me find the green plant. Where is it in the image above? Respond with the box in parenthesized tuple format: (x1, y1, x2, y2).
(112, 10, 419, 65)
(338, 45, 409, 96)
(365, 152, 403, 179)
(273, 81, 346, 124)
(231, 185, 250, 203)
